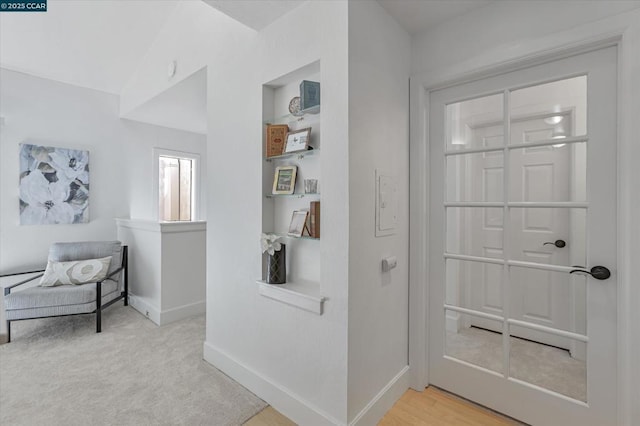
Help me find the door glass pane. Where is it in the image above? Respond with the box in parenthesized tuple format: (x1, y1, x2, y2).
(446, 152, 504, 202)
(509, 208, 586, 267)
(447, 208, 503, 257)
(508, 142, 586, 202)
(509, 331, 587, 402)
(510, 76, 587, 144)
(445, 310, 503, 374)
(446, 259, 503, 313)
(509, 266, 587, 336)
(446, 93, 504, 151)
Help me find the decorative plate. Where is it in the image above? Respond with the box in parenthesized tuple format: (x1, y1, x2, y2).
(288, 96, 304, 117)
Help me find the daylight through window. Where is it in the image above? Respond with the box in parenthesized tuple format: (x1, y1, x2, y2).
(159, 156, 192, 221)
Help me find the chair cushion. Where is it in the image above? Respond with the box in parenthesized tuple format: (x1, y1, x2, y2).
(39, 256, 112, 286)
(5, 290, 122, 321)
(49, 241, 122, 275)
(5, 280, 119, 311)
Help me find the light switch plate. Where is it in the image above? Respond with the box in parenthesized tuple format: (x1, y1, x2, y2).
(375, 169, 397, 237)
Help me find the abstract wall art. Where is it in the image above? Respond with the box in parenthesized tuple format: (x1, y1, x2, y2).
(19, 143, 90, 225)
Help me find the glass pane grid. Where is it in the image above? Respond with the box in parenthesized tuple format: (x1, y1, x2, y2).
(443, 75, 589, 397)
(444, 136, 588, 158)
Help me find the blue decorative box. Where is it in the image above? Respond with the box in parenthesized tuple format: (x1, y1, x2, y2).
(300, 80, 320, 113)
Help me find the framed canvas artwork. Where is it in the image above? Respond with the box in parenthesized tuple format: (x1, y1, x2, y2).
(19, 143, 90, 225)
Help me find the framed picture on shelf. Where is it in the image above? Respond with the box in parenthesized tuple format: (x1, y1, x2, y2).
(265, 124, 289, 158)
(284, 128, 311, 154)
(272, 165, 297, 195)
(288, 210, 309, 237)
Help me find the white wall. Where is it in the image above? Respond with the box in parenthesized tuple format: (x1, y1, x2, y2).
(0, 69, 207, 269)
(0, 69, 207, 337)
(411, 1, 640, 75)
(0, 69, 127, 271)
(122, 120, 206, 221)
(121, 2, 415, 423)
(122, 1, 351, 423)
(205, 2, 350, 423)
(119, 1, 255, 118)
(347, 1, 411, 423)
(410, 3, 640, 424)
(116, 219, 206, 326)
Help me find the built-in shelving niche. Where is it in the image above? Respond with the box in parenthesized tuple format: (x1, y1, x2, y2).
(261, 60, 324, 314)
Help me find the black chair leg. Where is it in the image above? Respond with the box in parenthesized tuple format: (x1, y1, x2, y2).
(123, 247, 128, 307)
(96, 282, 102, 333)
(6, 321, 10, 343)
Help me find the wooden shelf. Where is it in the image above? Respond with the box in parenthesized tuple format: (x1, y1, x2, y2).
(257, 280, 325, 315)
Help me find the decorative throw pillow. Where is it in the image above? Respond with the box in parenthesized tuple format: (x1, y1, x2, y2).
(39, 256, 112, 287)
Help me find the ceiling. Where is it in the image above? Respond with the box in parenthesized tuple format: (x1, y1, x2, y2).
(377, 0, 494, 35)
(0, 0, 493, 134)
(202, 0, 494, 36)
(0, 0, 495, 96)
(202, 0, 306, 31)
(0, 0, 178, 94)
(123, 68, 208, 135)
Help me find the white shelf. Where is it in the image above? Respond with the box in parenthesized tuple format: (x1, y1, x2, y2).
(265, 149, 319, 162)
(264, 232, 319, 241)
(257, 280, 325, 315)
(265, 193, 320, 199)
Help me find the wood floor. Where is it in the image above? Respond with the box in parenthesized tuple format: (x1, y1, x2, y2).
(245, 387, 522, 425)
(244, 406, 296, 426)
(379, 387, 522, 425)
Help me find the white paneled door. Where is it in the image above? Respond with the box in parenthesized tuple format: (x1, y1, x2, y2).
(428, 47, 617, 425)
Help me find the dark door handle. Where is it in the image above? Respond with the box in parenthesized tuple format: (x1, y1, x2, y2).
(544, 239, 566, 248)
(569, 266, 611, 280)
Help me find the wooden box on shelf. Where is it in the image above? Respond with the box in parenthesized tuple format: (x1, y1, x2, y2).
(309, 201, 320, 238)
(265, 124, 289, 158)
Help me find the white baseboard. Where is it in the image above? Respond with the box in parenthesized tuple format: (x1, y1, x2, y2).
(160, 300, 206, 324)
(128, 294, 205, 326)
(349, 366, 410, 426)
(128, 294, 161, 325)
(203, 341, 343, 426)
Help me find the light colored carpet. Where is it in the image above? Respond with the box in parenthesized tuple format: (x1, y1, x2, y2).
(447, 326, 586, 402)
(0, 304, 267, 426)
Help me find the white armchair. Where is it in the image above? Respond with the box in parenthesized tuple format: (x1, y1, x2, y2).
(2, 241, 128, 342)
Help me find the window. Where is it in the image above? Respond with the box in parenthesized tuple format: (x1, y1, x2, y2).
(154, 149, 200, 222)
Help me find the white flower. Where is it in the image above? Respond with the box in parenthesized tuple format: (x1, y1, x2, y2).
(20, 144, 53, 173)
(48, 148, 89, 184)
(20, 170, 75, 225)
(260, 233, 282, 255)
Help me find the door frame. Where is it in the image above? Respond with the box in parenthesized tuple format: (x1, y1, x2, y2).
(408, 11, 640, 425)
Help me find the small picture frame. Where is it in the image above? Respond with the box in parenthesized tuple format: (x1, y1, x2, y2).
(284, 128, 311, 154)
(288, 210, 309, 237)
(265, 124, 289, 158)
(272, 166, 297, 195)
